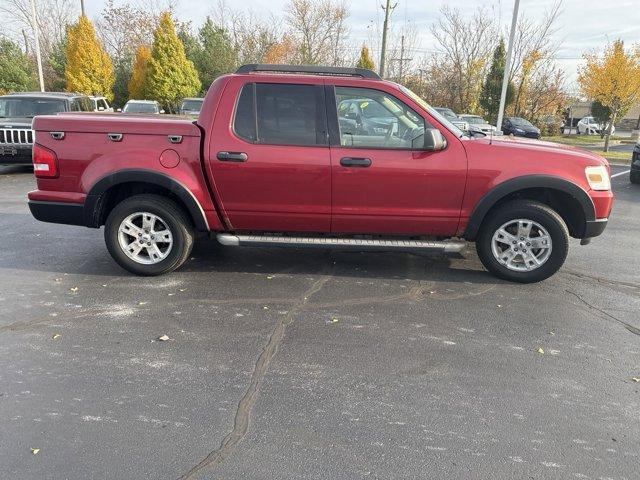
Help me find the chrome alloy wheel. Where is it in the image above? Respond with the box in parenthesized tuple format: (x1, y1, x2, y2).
(490, 219, 552, 272)
(117, 212, 173, 265)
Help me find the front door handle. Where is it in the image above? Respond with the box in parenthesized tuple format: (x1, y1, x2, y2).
(217, 151, 248, 162)
(340, 157, 371, 168)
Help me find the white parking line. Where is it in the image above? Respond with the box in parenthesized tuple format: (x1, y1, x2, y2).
(611, 170, 630, 178)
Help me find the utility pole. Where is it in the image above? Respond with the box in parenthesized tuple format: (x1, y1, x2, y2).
(390, 35, 412, 82)
(80, 0, 85, 16)
(29, 0, 45, 92)
(496, 0, 520, 132)
(379, 0, 396, 79)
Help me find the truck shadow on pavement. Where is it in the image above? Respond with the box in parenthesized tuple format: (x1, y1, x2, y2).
(179, 239, 499, 285)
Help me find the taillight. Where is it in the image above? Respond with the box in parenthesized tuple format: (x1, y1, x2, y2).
(32, 143, 59, 178)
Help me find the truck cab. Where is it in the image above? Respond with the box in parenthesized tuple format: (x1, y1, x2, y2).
(27, 65, 614, 283)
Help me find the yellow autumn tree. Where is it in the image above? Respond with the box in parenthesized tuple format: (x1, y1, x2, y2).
(262, 35, 296, 64)
(578, 40, 640, 151)
(146, 12, 200, 112)
(65, 15, 114, 101)
(356, 45, 375, 71)
(128, 45, 152, 99)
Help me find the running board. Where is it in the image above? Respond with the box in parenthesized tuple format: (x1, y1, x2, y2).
(216, 234, 466, 253)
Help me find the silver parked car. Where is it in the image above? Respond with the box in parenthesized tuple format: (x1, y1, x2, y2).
(459, 114, 497, 135)
(179, 98, 204, 116)
(434, 107, 469, 132)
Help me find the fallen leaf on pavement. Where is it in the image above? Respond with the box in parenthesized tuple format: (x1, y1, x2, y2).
(330, 318, 339, 324)
(69, 287, 78, 293)
(158, 334, 170, 341)
(138, 302, 148, 306)
(52, 334, 61, 340)
(537, 347, 545, 354)
(632, 377, 640, 383)
(266, 276, 274, 280)
(31, 448, 40, 455)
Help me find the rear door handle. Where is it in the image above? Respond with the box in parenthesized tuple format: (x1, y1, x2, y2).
(217, 151, 248, 162)
(340, 157, 371, 168)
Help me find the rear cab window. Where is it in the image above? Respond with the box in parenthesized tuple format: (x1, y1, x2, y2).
(233, 83, 327, 146)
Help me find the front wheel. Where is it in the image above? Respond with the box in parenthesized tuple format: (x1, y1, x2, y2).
(104, 194, 194, 276)
(476, 200, 569, 283)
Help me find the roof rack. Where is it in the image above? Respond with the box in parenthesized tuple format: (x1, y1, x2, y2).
(235, 64, 381, 80)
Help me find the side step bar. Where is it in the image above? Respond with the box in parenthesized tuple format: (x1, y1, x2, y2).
(216, 234, 466, 253)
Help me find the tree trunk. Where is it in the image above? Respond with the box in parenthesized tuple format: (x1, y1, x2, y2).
(603, 109, 617, 153)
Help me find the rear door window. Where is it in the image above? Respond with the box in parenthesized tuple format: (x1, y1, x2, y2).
(233, 83, 327, 146)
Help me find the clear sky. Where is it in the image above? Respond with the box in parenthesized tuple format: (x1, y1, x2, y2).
(82, 0, 640, 89)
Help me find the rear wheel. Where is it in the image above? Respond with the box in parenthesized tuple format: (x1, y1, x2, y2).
(476, 200, 569, 283)
(631, 170, 640, 184)
(104, 194, 194, 276)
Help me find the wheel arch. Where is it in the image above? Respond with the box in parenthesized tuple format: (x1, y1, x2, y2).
(83, 169, 209, 231)
(464, 175, 596, 241)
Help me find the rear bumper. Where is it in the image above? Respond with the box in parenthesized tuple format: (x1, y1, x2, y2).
(28, 200, 84, 226)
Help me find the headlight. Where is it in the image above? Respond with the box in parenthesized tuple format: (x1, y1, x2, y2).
(585, 165, 611, 191)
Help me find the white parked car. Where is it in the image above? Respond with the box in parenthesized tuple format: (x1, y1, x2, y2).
(577, 116, 615, 135)
(459, 114, 497, 135)
(90, 96, 114, 112)
(121, 100, 164, 115)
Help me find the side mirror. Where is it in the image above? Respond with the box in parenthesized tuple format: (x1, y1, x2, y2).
(423, 128, 447, 151)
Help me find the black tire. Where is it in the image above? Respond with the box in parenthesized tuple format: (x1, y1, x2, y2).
(104, 194, 194, 276)
(630, 170, 640, 184)
(475, 200, 569, 283)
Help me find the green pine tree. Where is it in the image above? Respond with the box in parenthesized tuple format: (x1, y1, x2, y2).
(356, 45, 375, 71)
(195, 17, 236, 91)
(146, 12, 201, 112)
(0, 39, 37, 94)
(480, 39, 514, 124)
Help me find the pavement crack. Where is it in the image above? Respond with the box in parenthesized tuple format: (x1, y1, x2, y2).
(566, 290, 640, 337)
(178, 272, 332, 480)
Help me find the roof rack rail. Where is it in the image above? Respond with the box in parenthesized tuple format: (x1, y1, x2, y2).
(235, 64, 381, 80)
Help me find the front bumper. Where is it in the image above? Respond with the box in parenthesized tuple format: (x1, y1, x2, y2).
(632, 145, 640, 171)
(583, 218, 608, 238)
(0, 146, 32, 165)
(28, 201, 84, 226)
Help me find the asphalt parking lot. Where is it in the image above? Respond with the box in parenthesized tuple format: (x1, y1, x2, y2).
(1, 164, 638, 479)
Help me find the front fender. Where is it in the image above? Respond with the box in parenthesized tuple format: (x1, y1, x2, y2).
(463, 175, 596, 240)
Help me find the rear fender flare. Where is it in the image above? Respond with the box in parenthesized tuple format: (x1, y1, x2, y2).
(83, 169, 209, 231)
(464, 175, 595, 240)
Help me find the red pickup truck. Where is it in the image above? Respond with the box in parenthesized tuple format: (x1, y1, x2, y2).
(27, 64, 613, 283)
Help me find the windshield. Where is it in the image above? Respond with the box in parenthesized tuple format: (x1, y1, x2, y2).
(181, 100, 203, 111)
(123, 102, 158, 114)
(462, 116, 486, 125)
(0, 98, 66, 118)
(509, 117, 534, 128)
(398, 85, 465, 138)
